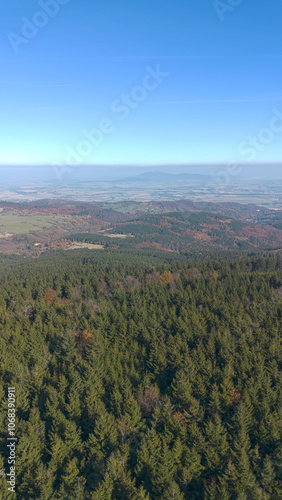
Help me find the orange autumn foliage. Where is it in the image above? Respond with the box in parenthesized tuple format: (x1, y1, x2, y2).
(230, 387, 241, 405)
(174, 411, 186, 423)
(160, 271, 174, 285)
(75, 330, 93, 344)
(43, 288, 57, 305)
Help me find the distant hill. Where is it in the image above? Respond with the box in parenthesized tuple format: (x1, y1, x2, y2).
(124, 171, 208, 182)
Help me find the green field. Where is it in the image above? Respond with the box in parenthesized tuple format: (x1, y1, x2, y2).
(0, 213, 67, 234)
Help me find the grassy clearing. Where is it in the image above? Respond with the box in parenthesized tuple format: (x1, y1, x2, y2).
(103, 233, 130, 238)
(67, 242, 105, 250)
(0, 214, 67, 234)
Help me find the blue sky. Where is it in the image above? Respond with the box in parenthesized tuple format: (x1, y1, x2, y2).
(1, 0, 282, 173)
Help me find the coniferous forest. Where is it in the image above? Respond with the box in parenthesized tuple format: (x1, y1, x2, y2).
(0, 250, 281, 499)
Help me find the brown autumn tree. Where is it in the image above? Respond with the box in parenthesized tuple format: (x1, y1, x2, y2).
(43, 288, 57, 305)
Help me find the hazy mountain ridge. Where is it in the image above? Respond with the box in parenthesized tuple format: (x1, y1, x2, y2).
(124, 171, 209, 182)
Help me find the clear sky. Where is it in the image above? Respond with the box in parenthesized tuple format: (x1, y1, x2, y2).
(1, 0, 282, 172)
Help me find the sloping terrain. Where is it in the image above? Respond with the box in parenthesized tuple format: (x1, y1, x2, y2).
(0, 200, 281, 255)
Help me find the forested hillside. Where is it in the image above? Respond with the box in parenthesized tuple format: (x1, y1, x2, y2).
(67, 210, 282, 254)
(0, 251, 281, 499)
(0, 199, 282, 256)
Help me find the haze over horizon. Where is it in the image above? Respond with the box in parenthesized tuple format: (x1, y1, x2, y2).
(0, 164, 281, 183)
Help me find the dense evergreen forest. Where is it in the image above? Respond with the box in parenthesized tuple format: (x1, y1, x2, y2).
(0, 250, 281, 499)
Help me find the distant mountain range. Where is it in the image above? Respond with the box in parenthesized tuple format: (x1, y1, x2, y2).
(0, 166, 281, 183)
(124, 171, 208, 183)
